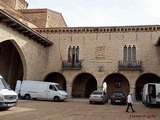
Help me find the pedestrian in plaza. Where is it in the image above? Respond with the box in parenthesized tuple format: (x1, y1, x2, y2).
(126, 93, 135, 112)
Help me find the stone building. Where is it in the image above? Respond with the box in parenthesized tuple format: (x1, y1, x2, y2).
(0, 0, 160, 100)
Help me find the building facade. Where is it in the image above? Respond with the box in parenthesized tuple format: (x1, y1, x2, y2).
(35, 27, 160, 100)
(0, 0, 160, 100)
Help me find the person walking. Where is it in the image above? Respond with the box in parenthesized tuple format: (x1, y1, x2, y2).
(126, 93, 135, 112)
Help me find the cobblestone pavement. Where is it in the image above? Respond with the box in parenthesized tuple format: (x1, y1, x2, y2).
(0, 99, 160, 120)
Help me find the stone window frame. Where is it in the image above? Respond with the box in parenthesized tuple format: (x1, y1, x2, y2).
(123, 45, 136, 61)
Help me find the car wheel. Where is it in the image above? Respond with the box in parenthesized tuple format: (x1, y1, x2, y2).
(102, 101, 105, 104)
(89, 101, 92, 104)
(54, 96, 60, 102)
(24, 94, 30, 100)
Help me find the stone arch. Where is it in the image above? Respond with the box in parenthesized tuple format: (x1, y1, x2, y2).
(72, 73, 97, 98)
(135, 73, 160, 101)
(44, 72, 67, 91)
(10, 40, 27, 79)
(0, 40, 25, 90)
(103, 73, 130, 98)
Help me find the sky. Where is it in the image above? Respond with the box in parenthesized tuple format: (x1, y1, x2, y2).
(26, 0, 160, 27)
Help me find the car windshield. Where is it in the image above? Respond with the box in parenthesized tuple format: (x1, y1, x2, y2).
(0, 77, 10, 89)
(114, 92, 124, 96)
(92, 91, 102, 95)
(55, 85, 64, 91)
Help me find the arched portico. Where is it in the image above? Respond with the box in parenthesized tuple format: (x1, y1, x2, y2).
(0, 40, 24, 89)
(72, 73, 97, 98)
(44, 72, 67, 91)
(103, 73, 130, 98)
(135, 73, 160, 101)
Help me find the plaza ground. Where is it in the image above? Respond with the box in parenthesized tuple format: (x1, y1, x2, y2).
(0, 99, 159, 120)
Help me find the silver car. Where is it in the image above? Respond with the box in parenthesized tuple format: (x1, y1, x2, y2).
(89, 91, 108, 104)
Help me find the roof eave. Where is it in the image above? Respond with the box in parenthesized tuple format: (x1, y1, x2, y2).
(0, 9, 53, 47)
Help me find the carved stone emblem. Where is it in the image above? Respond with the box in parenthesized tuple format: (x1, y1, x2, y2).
(95, 46, 105, 59)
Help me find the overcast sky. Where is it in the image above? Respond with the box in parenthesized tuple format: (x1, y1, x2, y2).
(26, 0, 160, 27)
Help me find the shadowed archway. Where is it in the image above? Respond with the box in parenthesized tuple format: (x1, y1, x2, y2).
(44, 72, 67, 91)
(0, 40, 23, 90)
(135, 73, 160, 101)
(104, 73, 130, 98)
(72, 73, 97, 98)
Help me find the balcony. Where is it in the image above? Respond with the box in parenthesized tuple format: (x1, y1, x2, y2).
(118, 61, 142, 71)
(62, 60, 82, 70)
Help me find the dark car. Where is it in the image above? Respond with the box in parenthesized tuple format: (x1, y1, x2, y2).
(89, 91, 108, 104)
(111, 91, 127, 105)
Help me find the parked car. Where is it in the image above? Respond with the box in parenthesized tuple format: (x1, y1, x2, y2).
(89, 90, 108, 104)
(111, 91, 127, 105)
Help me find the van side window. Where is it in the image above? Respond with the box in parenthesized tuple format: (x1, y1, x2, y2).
(49, 85, 57, 91)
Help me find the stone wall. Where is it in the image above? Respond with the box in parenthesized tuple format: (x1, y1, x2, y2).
(46, 9, 67, 27)
(0, 0, 28, 9)
(0, 23, 49, 80)
(19, 9, 67, 28)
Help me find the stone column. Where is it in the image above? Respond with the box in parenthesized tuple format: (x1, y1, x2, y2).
(66, 85, 72, 98)
(130, 86, 136, 101)
(97, 84, 102, 91)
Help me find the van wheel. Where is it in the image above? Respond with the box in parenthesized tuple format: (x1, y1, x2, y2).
(24, 94, 30, 100)
(54, 96, 60, 102)
(0, 107, 10, 111)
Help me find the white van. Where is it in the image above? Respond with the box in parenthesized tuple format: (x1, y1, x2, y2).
(0, 75, 18, 110)
(15, 80, 68, 102)
(142, 83, 160, 107)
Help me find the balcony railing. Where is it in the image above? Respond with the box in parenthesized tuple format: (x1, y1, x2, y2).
(62, 60, 82, 70)
(118, 61, 142, 71)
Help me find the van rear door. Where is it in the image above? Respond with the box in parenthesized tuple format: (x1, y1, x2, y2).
(156, 84, 160, 102)
(15, 80, 21, 95)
